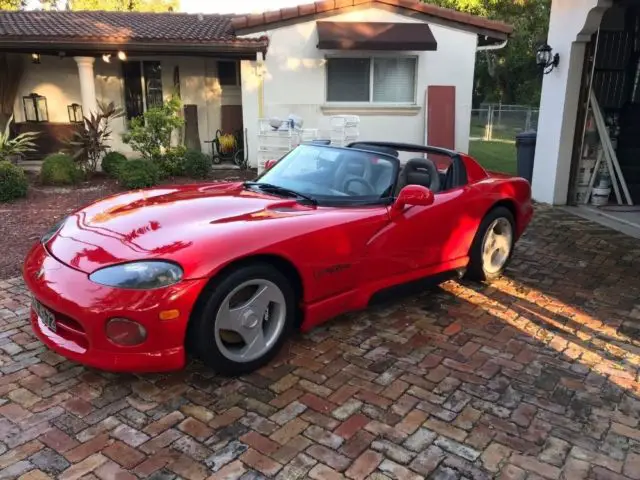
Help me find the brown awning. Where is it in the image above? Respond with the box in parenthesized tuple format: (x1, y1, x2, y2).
(316, 21, 437, 51)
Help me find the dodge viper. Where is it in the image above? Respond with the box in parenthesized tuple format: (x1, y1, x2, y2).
(23, 141, 533, 375)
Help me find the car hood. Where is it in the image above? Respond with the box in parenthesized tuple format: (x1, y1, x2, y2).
(46, 182, 317, 275)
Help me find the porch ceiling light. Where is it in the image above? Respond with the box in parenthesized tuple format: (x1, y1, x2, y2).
(102, 54, 111, 63)
(536, 43, 559, 74)
(117, 51, 127, 61)
(31, 53, 40, 64)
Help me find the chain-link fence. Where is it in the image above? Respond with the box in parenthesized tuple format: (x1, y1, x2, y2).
(470, 104, 539, 142)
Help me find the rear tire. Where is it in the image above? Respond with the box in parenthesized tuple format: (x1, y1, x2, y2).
(465, 206, 515, 282)
(188, 262, 296, 376)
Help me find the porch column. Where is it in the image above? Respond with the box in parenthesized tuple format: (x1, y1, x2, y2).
(531, 0, 610, 205)
(74, 56, 98, 117)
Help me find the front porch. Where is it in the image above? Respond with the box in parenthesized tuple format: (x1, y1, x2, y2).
(0, 11, 268, 166)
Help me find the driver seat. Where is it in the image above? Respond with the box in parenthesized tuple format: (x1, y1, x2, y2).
(399, 158, 441, 193)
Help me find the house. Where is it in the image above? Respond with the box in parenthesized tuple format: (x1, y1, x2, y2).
(0, 0, 512, 168)
(533, 0, 640, 208)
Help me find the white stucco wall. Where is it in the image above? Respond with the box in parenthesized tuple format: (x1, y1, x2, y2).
(531, 0, 611, 204)
(13, 55, 237, 156)
(13, 56, 83, 124)
(240, 7, 477, 168)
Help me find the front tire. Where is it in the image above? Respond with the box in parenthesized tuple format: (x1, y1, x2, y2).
(465, 206, 515, 282)
(188, 262, 296, 376)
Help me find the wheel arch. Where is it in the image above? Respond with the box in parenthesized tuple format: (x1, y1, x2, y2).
(488, 198, 518, 230)
(186, 253, 306, 351)
(213, 254, 305, 307)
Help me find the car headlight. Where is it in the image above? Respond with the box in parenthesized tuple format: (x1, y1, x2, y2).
(89, 261, 183, 289)
(41, 217, 67, 244)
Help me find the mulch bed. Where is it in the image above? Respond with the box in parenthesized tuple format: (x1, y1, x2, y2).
(0, 169, 256, 279)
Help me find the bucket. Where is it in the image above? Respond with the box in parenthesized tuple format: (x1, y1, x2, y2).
(591, 186, 611, 206)
(574, 184, 589, 204)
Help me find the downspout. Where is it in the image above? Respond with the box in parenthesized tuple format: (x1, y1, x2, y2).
(256, 51, 265, 119)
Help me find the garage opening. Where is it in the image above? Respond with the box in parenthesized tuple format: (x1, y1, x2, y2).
(570, 1, 640, 216)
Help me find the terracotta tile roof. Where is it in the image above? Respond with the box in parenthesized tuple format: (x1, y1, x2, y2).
(231, 0, 513, 38)
(0, 10, 268, 46)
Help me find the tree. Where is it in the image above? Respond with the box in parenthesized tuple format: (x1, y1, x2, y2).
(426, 0, 551, 106)
(65, 0, 178, 11)
(0, 0, 25, 9)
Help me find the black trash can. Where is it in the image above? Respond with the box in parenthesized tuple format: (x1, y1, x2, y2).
(515, 131, 537, 183)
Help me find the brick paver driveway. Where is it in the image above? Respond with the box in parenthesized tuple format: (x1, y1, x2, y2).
(1, 206, 640, 480)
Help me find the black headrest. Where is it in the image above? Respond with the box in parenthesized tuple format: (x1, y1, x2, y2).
(402, 158, 440, 192)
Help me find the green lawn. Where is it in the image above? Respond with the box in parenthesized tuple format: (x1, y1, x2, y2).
(468, 140, 517, 175)
(470, 120, 522, 142)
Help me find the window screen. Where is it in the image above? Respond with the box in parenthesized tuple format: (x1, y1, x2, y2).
(373, 57, 416, 103)
(326, 58, 370, 102)
(326, 56, 416, 103)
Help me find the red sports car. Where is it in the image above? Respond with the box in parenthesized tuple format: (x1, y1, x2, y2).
(23, 141, 532, 375)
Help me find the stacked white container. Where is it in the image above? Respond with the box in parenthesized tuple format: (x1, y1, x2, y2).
(256, 115, 361, 173)
(256, 119, 298, 174)
(328, 115, 360, 147)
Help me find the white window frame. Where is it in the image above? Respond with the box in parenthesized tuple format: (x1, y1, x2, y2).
(324, 53, 419, 106)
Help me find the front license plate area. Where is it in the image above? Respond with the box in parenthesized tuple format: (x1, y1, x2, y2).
(32, 297, 57, 333)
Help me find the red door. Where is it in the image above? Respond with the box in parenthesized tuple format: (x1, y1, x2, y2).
(427, 86, 456, 149)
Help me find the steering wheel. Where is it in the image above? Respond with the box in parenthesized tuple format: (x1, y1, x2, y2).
(343, 176, 376, 195)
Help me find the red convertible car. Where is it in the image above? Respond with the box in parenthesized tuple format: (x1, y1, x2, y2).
(23, 141, 532, 375)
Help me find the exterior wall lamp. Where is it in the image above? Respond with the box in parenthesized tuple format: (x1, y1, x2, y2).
(68, 103, 84, 123)
(536, 43, 560, 74)
(23, 93, 48, 122)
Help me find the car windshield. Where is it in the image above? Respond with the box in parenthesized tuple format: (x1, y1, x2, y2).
(252, 144, 398, 206)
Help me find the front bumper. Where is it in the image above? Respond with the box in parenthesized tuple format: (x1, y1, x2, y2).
(23, 242, 208, 373)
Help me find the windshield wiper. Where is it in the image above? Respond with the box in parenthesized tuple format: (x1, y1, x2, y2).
(243, 182, 318, 206)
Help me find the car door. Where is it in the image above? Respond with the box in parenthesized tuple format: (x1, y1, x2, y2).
(297, 205, 394, 303)
(363, 189, 464, 278)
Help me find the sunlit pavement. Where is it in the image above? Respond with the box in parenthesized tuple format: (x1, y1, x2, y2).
(0, 205, 639, 480)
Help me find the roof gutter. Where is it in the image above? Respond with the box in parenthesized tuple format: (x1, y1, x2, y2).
(0, 38, 269, 56)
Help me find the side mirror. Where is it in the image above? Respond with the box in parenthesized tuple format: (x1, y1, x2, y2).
(264, 159, 277, 170)
(392, 184, 434, 212)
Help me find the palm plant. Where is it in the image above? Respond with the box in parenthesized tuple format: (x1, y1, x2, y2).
(0, 115, 39, 164)
(69, 100, 124, 175)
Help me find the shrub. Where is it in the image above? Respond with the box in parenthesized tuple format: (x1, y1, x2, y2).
(158, 145, 187, 178)
(122, 95, 184, 161)
(68, 101, 124, 175)
(40, 153, 82, 186)
(117, 159, 160, 189)
(101, 151, 127, 178)
(184, 150, 211, 179)
(0, 161, 28, 201)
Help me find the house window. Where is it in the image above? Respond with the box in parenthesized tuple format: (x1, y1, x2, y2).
(218, 61, 240, 86)
(143, 61, 163, 109)
(326, 56, 417, 104)
(122, 61, 164, 120)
